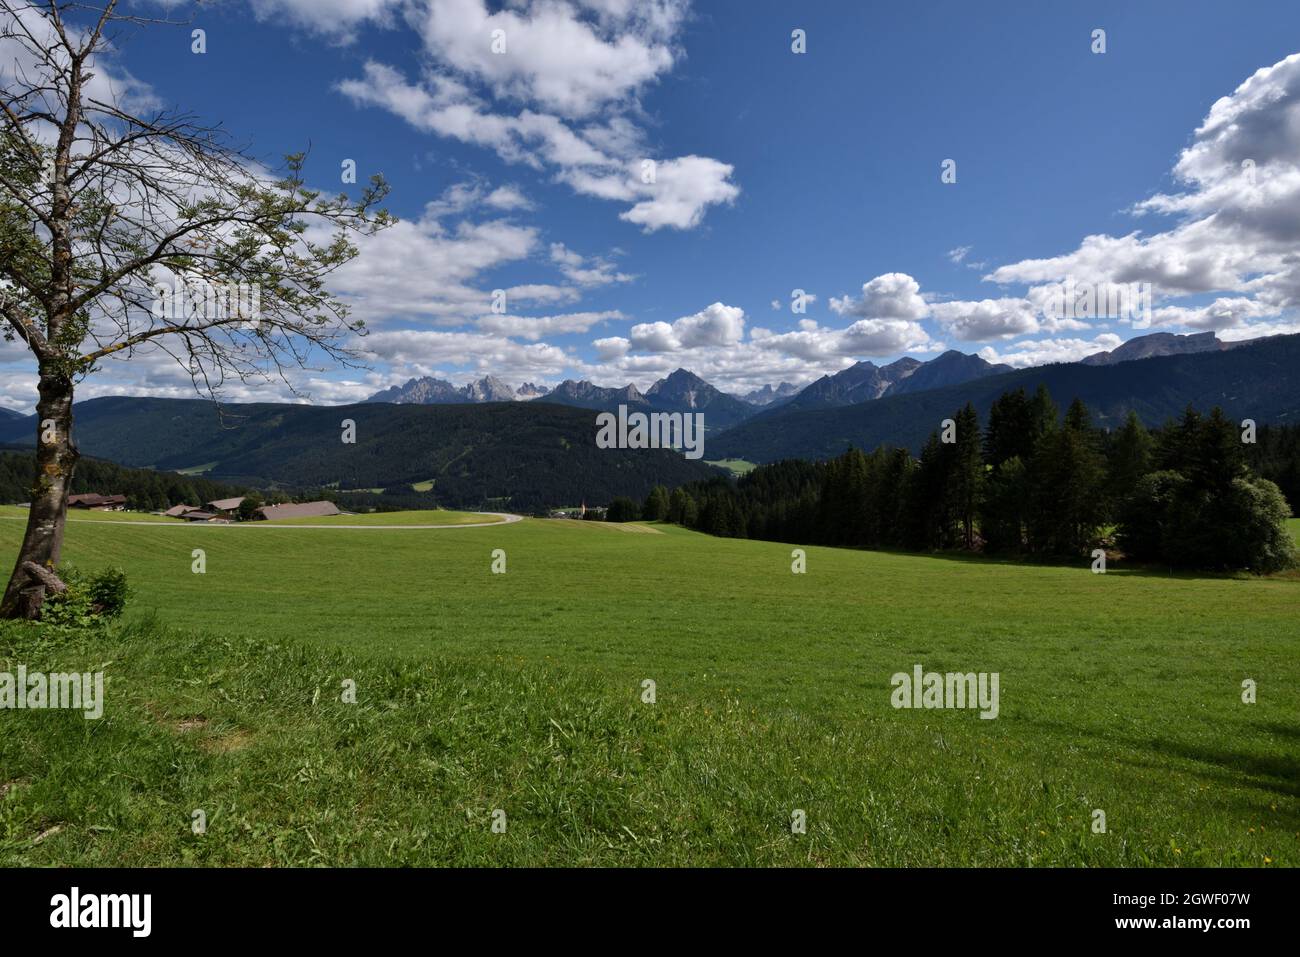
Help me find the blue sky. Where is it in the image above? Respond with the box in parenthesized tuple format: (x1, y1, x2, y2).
(7, 0, 1300, 407)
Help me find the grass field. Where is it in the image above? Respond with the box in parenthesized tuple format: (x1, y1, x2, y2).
(706, 458, 758, 476)
(0, 514, 1297, 866)
(0, 506, 174, 524)
(258, 509, 501, 526)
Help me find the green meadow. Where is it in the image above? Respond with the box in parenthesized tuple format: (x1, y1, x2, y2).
(0, 514, 1297, 866)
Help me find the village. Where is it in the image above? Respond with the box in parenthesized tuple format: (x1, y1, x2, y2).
(66, 493, 342, 524)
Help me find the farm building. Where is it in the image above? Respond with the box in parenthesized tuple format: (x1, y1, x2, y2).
(163, 504, 196, 518)
(68, 493, 127, 511)
(204, 496, 246, 517)
(180, 511, 220, 522)
(255, 501, 341, 521)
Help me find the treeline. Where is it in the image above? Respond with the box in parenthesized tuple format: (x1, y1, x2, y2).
(636, 387, 1297, 574)
(0, 449, 247, 510)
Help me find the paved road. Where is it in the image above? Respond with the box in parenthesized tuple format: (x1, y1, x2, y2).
(0, 512, 524, 529)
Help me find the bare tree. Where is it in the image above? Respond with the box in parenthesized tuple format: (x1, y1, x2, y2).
(0, 1, 391, 617)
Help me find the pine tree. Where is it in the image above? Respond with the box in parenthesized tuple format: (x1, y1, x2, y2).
(948, 403, 983, 549)
(642, 485, 670, 522)
(1106, 411, 1153, 516)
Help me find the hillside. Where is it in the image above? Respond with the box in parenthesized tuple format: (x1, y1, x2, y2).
(0, 399, 717, 511)
(0, 448, 246, 509)
(710, 333, 1300, 462)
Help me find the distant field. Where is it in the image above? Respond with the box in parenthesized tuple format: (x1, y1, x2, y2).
(706, 458, 758, 476)
(0, 514, 1296, 866)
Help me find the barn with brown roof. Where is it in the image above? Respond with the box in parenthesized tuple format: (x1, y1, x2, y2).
(255, 501, 341, 521)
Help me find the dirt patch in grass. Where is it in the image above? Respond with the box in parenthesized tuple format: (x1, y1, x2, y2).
(198, 729, 253, 754)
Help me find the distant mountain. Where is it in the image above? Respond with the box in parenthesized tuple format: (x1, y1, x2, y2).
(544, 379, 649, 411)
(0, 398, 717, 511)
(886, 350, 1012, 396)
(776, 351, 1012, 414)
(464, 375, 517, 402)
(542, 368, 757, 430)
(741, 382, 799, 406)
(642, 369, 756, 430)
(0, 407, 27, 422)
(367, 375, 549, 404)
(779, 358, 920, 413)
(710, 333, 1300, 464)
(1082, 331, 1227, 365)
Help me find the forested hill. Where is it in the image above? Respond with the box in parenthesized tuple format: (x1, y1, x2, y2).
(0, 398, 719, 511)
(0, 448, 246, 508)
(710, 333, 1300, 463)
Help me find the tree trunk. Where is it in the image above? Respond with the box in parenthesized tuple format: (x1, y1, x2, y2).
(0, 371, 78, 619)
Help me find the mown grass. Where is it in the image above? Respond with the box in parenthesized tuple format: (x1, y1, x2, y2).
(263, 509, 499, 526)
(0, 505, 174, 524)
(0, 516, 1296, 866)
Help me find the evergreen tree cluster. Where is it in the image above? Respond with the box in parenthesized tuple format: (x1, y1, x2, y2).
(0, 450, 247, 511)
(658, 387, 1297, 574)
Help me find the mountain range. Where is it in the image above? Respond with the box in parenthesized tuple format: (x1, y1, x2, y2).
(366, 332, 1232, 425)
(367, 375, 550, 404)
(0, 331, 1292, 505)
(709, 333, 1300, 463)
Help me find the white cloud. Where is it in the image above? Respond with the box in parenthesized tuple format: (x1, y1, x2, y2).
(412, 0, 680, 119)
(830, 273, 930, 321)
(987, 52, 1300, 339)
(247, 0, 403, 39)
(930, 298, 1040, 341)
(549, 243, 634, 286)
(363, 328, 573, 381)
(627, 302, 745, 352)
(478, 310, 626, 340)
(978, 335, 1124, 369)
(336, 1, 738, 231)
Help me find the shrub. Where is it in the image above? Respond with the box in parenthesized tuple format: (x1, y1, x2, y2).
(87, 566, 130, 618)
(38, 564, 130, 630)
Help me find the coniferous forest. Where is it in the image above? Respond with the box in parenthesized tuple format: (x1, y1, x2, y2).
(648, 387, 1298, 574)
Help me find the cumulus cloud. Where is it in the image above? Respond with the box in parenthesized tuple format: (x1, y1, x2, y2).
(830, 273, 930, 321)
(362, 328, 573, 380)
(753, 318, 933, 362)
(412, 0, 680, 119)
(335, 1, 738, 230)
(988, 52, 1300, 339)
(930, 298, 1040, 341)
(627, 302, 745, 352)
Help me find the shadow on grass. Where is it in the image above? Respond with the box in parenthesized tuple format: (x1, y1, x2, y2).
(1020, 712, 1300, 836)
(693, 526, 1293, 582)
